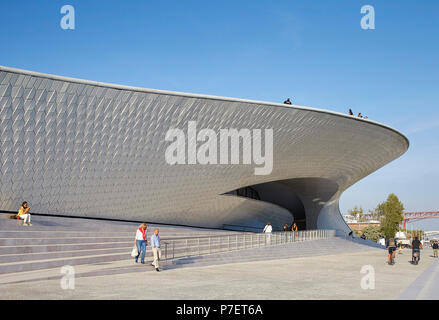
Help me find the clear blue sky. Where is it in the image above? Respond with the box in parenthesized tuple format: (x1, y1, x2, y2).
(1, 1, 438, 218)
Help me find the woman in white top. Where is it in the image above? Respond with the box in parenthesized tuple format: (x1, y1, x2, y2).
(134, 222, 147, 264)
(263, 222, 272, 233)
(263, 222, 272, 245)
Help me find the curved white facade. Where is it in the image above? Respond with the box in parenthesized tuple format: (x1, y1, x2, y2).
(0, 66, 409, 233)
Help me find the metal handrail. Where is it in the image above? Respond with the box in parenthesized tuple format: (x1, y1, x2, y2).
(160, 229, 336, 263)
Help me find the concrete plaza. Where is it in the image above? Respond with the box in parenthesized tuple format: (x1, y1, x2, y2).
(1, 247, 437, 300)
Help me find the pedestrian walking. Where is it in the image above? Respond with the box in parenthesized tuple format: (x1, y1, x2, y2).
(134, 222, 148, 264)
(151, 228, 161, 272)
(433, 240, 438, 258)
(263, 222, 272, 233)
(263, 222, 272, 245)
(291, 222, 298, 232)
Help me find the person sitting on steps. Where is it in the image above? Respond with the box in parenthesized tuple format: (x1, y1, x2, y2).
(17, 201, 32, 226)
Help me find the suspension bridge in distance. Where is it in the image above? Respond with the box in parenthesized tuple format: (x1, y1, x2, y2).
(403, 211, 439, 229)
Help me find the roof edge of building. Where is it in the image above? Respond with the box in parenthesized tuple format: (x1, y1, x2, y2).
(0, 65, 409, 149)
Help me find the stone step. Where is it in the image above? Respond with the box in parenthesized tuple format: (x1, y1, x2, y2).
(169, 238, 383, 268)
(0, 230, 236, 239)
(0, 241, 133, 255)
(0, 251, 133, 274)
(0, 237, 134, 246)
(0, 231, 135, 238)
(0, 247, 132, 263)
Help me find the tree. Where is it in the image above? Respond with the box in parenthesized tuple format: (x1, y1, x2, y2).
(378, 193, 404, 239)
(348, 206, 364, 221)
(361, 225, 381, 242)
(405, 229, 425, 240)
(367, 208, 379, 220)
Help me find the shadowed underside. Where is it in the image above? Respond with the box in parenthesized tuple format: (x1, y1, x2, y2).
(0, 66, 408, 233)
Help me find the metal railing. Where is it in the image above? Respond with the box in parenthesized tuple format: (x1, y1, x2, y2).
(161, 229, 336, 263)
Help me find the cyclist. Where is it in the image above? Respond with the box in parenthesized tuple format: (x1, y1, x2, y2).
(411, 236, 423, 264)
(387, 238, 396, 265)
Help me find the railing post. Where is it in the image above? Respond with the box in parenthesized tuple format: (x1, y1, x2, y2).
(164, 243, 168, 261)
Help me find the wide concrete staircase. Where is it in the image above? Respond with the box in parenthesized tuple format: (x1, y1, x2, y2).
(168, 236, 384, 269)
(0, 213, 383, 278)
(0, 213, 235, 275)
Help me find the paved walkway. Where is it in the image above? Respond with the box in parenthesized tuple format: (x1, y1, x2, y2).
(399, 254, 439, 299)
(1, 247, 437, 299)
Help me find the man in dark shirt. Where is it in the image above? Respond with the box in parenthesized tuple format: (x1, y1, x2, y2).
(412, 237, 423, 262)
(387, 238, 397, 265)
(283, 98, 292, 105)
(432, 240, 438, 258)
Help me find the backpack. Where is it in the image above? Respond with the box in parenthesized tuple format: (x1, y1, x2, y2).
(389, 239, 395, 247)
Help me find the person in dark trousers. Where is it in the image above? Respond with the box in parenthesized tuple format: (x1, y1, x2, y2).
(432, 240, 438, 258)
(387, 238, 397, 265)
(283, 98, 292, 105)
(411, 236, 423, 263)
(291, 222, 298, 232)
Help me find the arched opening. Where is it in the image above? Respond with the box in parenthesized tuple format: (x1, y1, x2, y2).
(224, 178, 340, 231)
